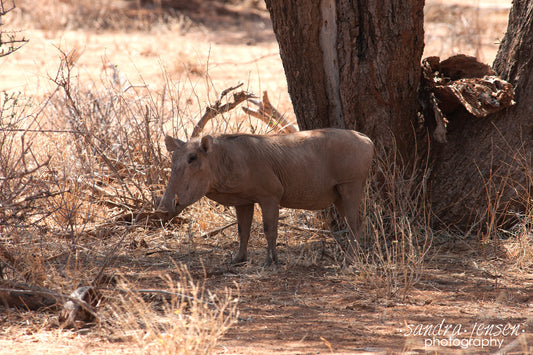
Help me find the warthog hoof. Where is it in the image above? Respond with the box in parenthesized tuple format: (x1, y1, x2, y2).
(231, 253, 247, 266)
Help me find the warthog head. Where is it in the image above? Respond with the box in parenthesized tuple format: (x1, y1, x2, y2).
(158, 135, 213, 217)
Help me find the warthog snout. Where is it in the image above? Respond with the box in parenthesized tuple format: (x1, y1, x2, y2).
(157, 135, 212, 220)
(157, 190, 176, 217)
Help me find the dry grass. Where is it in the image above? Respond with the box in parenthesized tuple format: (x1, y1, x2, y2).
(1, 39, 248, 353)
(350, 142, 433, 300)
(8, 0, 193, 32)
(103, 266, 239, 355)
(1, 0, 531, 353)
(424, 0, 511, 63)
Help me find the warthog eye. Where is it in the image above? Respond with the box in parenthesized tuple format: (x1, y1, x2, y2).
(187, 154, 197, 164)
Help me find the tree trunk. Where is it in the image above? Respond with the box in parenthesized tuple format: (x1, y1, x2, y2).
(265, 0, 532, 231)
(264, 0, 425, 160)
(429, 0, 533, 230)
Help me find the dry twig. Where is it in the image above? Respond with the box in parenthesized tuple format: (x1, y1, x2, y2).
(190, 84, 297, 138)
(59, 286, 101, 328)
(191, 83, 256, 138)
(243, 91, 298, 134)
(200, 221, 237, 238)
(0, 1, 28, 57)
(0, 281, 98, 319)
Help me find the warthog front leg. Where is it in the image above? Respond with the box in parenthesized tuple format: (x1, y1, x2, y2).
(232, 203, 254, 264)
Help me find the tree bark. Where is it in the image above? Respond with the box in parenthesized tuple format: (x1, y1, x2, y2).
(264, 0, 425, 160)
(429, 0, 533, 229)
(265, 0, 532, 231)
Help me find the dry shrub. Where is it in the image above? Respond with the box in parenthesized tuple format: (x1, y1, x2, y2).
(1, 46, 180, 289)
(10, 0, 198, 32)
(39, 47, 260, 228)
(0, 42, 253, 305)
(476, 147, 533, 268)
(349, 142, 433, 299)
(0, 41, 262, 250)
(506, 208, 533, 269)
(104, 265, 238, 355)
(43, 48, 174, 224)
(0, 92, 54, 236)
(0, 0, 28, 57)
(347, 137, 532, 298)
(425, 3, 483, 57)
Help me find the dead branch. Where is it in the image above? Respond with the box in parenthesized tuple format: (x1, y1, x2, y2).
(59, 286, 101, 328)
(51, 48, 137, 204)
(0, 31, 28, 57)
(0, 1, 28, 57)
(0, 281, 98, 320)
(0, 284, 59, 310)
(0, 141, 52, 227)
(421, 55, 515, 142)
(191, 83, 256, 138)
(112, 210, 186, 226)
(243, 91, 298, 134)
(190, 84, 297, 138)
(430, 93, 448, 143)
(278, 222, 348, 236)
(0, 0, 15, 15)
(200, 221, 237, 238)
(0, 128, 88, 134)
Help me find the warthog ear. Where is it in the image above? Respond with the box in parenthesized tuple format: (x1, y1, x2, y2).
(164, 135, 185, 153)
(201, 135, 213, 153)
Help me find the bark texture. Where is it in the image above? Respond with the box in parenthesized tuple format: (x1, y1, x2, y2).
(265, 0, 425, 159)
(265, 0, 532, 230)
(429, 0, 533, 229)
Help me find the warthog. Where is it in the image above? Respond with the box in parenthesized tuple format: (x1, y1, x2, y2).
(158, 128, 374, 266)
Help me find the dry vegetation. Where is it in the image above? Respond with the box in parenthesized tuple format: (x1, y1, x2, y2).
(0, 0, 531, 354)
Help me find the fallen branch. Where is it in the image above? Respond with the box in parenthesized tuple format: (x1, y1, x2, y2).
(243, 91, 298, 134)
(0, 284, 57, 310)
(200, 221, 237, 238)
(279, 222, 348, 236)
(421, 55, 515, 142)
(0, 281, 98, 320)
(191, 83, 256, 138)
(113, 210, 186, 226)
(59, 286, 101, 328)
(430, 92, 448, 143)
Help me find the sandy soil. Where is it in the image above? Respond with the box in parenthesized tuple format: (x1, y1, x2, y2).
(1, 223, 531, 354)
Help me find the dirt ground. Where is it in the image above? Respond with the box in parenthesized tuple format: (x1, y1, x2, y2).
(1, 0, 531, 354)
(1, 216, 531, 354)
(216, 252, 532, 354)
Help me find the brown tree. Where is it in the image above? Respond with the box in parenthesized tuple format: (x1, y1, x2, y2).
(264, 0, 425, 161)
(429, 0, 533, 230)
(265, 0, 532, 231)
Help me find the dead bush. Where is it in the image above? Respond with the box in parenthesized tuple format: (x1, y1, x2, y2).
(347, 140, 433, 300)
(103, 265, 239, 355)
